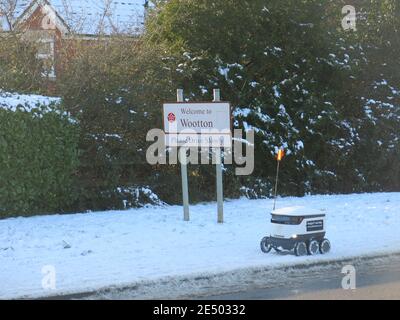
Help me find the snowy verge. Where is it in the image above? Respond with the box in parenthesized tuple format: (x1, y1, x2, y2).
(1, 193, 400, 299)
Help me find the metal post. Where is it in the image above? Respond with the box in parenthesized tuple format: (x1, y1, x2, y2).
(177, 89, 190, 221)
(214, 89, 224, 223)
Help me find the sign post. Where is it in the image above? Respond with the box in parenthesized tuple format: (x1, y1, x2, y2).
(163, 91, 231, 223)
(177, 89, 190, 221)
(214, 89, 224, 224)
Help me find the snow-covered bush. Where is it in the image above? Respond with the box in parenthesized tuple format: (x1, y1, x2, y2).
(0, 92, 79, 217)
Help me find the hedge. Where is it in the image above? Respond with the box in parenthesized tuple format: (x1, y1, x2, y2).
(0, 103, 80, 218)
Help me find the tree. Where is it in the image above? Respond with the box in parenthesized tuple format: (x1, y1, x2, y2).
(350, 0, 400, 191)
(0, 33, 44, 92)
(0, 0, 20, 31)
(145, 0, 399, 196)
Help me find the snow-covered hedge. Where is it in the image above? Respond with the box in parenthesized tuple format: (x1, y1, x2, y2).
(0, 91, 61, 111)
(0, 92, 80, 218)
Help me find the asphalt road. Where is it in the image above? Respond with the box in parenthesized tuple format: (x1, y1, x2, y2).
(285, 282, 400, 300)
(204, 255, 400, 300)
(45, 253, 400, 300)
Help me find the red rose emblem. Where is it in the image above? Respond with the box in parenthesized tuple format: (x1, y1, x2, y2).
(168, 113, 176, 123)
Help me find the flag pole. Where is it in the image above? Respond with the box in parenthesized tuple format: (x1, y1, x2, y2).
(273, 160, 280, 211)
(273, 148, 284, 211)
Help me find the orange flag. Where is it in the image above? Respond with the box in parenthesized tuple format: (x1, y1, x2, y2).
(277, 148, 285, 161)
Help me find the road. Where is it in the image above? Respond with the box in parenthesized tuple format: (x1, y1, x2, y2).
(45, 253, 400, 300)
(203, 255, 400, 300)
(285, 282, 400, 300)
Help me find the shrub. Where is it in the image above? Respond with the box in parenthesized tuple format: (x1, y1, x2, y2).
(0, 102, 80, 218)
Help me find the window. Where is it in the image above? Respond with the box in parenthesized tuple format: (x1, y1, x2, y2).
(271, 215, 304, 225)
(37, 41, 52, 56)
(36, 38, 56, 79)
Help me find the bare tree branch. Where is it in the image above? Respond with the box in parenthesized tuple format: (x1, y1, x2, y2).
(0, 0, 20, 31)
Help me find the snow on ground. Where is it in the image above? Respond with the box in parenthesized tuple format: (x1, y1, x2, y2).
(0, 91, 60, 112)
(0, 193, 400, 299)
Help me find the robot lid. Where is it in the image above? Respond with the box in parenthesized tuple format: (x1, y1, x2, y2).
(271, 206, 325, 218)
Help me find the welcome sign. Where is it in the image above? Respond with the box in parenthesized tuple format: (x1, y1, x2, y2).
(163, 102, 232, 147)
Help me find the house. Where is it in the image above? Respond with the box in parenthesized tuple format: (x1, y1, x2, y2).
(0, 0, 147, 83)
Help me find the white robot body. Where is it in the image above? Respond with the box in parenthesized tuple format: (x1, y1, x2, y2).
(261, 206, 330, 256)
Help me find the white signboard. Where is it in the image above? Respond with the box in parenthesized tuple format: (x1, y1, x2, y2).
(163, 102, 232, 147)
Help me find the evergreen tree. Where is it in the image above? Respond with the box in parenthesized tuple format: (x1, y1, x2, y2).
(146, 0, 399, 197)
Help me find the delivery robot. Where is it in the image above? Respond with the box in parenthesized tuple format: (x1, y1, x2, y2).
(260, 206, 331, 256)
